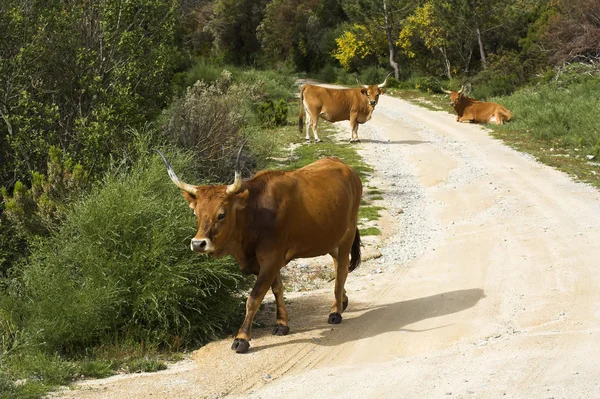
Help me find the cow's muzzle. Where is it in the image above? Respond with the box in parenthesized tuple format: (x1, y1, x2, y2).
(190, 238, 214, 253)
(369, 100, 377, 106)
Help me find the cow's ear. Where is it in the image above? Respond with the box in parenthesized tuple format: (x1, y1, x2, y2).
(182, 191, 197, 210)
(361, 88, 367, 96)
(379, 88, 386, 95)
(233, 189, 249, 210)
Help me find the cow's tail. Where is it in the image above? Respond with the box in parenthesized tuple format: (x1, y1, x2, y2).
(298, 85, 305, 132)
(349, 228, 362, 273)
(503, 108, 513, 122)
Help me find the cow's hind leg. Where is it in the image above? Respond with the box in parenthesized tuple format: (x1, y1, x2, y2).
(271, 271, 290, 336)
(311, 117, 322, 143)
(328, 246, 351, 324)
(232, 267, 278, 353)
(304, 112, 312, 142)
(494, 111, 504, 125)
(305, 105, 322, 143)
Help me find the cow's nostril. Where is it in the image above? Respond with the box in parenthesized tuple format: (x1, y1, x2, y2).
(191, 239, 207, 251)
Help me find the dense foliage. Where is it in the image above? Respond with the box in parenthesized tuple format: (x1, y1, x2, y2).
(3, 147, 249, 353)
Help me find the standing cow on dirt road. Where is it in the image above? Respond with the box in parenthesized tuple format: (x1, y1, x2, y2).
(156, 143, 363, 353)
(299, 73, 392, 143)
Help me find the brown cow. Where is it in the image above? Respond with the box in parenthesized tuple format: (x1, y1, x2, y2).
(156, 144, 362, 353)
(299, 73, 392, 143)
(442, 86, 513, 125)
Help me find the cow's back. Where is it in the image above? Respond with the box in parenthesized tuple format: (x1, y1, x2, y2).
(251, 157, 362, 259)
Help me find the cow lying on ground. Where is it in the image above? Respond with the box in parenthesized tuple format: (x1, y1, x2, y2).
(442, 86, 513, 125)
(156, 144, 363, 353)
(299, 73, 392, 143)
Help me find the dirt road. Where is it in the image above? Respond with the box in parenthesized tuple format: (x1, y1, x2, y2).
(59, 94, 600, 399)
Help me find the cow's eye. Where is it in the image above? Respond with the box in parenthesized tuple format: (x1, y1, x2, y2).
(218, 211, 226, 221)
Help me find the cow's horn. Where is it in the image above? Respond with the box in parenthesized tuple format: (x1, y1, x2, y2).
(355, 76, 368, 89)
(441, 87, 452, 94)
(154, 149, 197, 195)
(226, 140, 248, 194)
(378, 72, 393, 88)
(458, 86, 465, 94)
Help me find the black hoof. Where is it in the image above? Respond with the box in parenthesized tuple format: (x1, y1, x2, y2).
(231, 338, 250, 353)
(328, 312, 342, 324)
(315, 139, 323, 143)
(342, 298, 349, 311)
(272, 324, 290, 336)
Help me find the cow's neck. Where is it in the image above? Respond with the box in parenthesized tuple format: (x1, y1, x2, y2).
(223, 208, 257, 272)
(360, 103, 375, 123)
(456, 97, 477, 116)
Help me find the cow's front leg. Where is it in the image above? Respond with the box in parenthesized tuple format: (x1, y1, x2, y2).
(232, 271, 276, 353)
(271, 271, 290, 336)
(349, 117, 359, 142)
(458, 116, 472, 123)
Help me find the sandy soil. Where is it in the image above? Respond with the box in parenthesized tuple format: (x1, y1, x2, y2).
(56, 92, 600, 399)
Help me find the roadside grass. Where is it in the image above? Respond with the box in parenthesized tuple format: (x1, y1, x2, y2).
(360, 227, 382, 236)
(386, 78, 600, 189)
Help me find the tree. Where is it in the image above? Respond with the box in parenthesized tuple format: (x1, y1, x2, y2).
(545, 0, 600, 65)
(332, 24, 384, 71)
(398, 1, 453, 78)
(204, 0, 268, 65)
(0, 0, 179, 189)
(341, 0, 416, 79)
(257, 0, 347, 71)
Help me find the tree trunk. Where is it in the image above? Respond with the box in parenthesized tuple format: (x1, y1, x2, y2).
(439, 47, 452, 79)
(0, 103, 13, 137)
(476, 25, 487, 69)
(382, 0, 400, 79)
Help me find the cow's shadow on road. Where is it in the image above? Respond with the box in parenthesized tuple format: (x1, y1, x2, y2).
(356, 139, 430, 145)
(250, 288, 484, 353)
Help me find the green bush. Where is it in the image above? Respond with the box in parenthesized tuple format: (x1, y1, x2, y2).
(317, 64, 337, 83)
(257, 99, 289, 127)
(0, 147, 250, 356)
(183, 57, 224, 87)
(237, 68, 297, 101)
(358, 67, 389, 86)
(409, 76, 444, 94)
(472, 51, 523, 99)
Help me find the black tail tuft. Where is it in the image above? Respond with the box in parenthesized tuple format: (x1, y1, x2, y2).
(349, 228, 362, 272)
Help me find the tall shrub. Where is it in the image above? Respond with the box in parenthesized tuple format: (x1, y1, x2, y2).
(1, 148, 249, 354)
